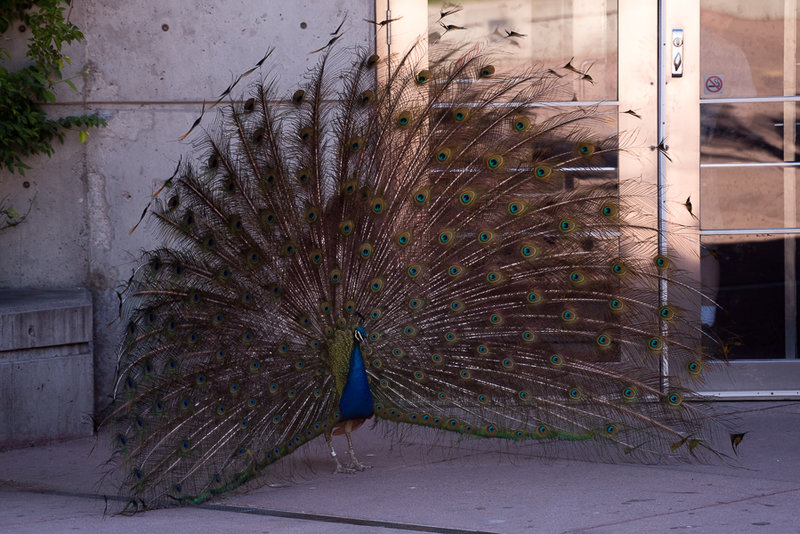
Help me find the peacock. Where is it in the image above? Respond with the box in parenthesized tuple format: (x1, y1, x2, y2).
(103, 36, 726, 508)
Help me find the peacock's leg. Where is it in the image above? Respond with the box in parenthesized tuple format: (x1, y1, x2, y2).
(324, 429, 353, 474)
(344, 420, 371, 471)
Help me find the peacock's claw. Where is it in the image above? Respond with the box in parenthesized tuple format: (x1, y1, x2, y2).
(347, 462, 371, 472)
(334, 464, 357, 474)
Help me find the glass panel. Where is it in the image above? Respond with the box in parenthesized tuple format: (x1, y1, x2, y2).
(700, 166, 790, 229)
(701, 1, 799, 98)
(702, 234, 799, 360)
(700, 102, 800, 164)
(427, 0, 618, 101)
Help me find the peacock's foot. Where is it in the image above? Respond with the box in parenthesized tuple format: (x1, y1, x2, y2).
(334, 464, 357, 474)
(346, 461, 371, 472)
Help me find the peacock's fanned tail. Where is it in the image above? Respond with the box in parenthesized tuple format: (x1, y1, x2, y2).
(106, 43, 718, 507)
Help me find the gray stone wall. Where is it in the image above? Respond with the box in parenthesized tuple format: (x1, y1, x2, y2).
(0, 0, 373, 413)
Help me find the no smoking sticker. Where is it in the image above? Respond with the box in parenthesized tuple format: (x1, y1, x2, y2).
(704, 74, 724, 94)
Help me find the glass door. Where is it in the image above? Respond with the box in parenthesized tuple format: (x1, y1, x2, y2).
(666, 0, 800, 397)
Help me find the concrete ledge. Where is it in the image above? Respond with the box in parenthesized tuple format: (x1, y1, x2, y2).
(0, 288, 94, 450)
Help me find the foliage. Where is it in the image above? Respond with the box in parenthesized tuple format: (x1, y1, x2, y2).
(0, 0, 106, 176)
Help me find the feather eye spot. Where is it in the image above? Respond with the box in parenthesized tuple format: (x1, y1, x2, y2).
(348, 136, 365, 152)
(414, 370, 425, 381)
(526, 291, 542, 304)
(452, 107, 469, 122)
(397, 110, 413, 126)
(339, 220, 354, 236)
(370, 309, 382, 320)
(309, 249, 323, 265)
(622, 387, 637, 400)
(534, 165, 552, 178)
(208, 154, 219, 170)
(448, 264, 463, 277)
(292, 89, 305, 104)
(365, 54, 380, 68)
(370, 278, 383, 292)
(431, 353, 443, 364)
(476, 345, 488, 355)
(392, 348, 405, 358)
(486, 271, 502, 284)
(518, 390, 529, 401)
(416, 69, 431, 84)
(559, 218, 576, 233)
(687, 360, 702, 374)
(359, 243, 373, 259)
(296, 169, 312, 184)
(435, 147, 452, 163)
(407, 264, 422, 278)
(489, 313, 503, 325)
(561, 310, 577, 322)
(486, 154, 503, 170)
(659, 306, 675, 320)
(522, 330, 536, 342)
(413, 188, 429, 204)
(666, 392, 683, 406)
(596, 334, 612, 347)
(578, 142, 595, 157)
(654, 255, 670, 270)
(569, 271, 585, 284)
(371, 197, 385, 213)
(605, 424, 618, 436)
(395, 231, 411, 247)
(281, 241, 296, 257)
(243, 97, 255, 112)
(444, 331, 457, 343)
(358, 90, 374, 105)
(408, 298, 424, 309)
(304, 207, 320, 224)
(611, 262, 628, 277)
(502, 357, 514, 369)
(438, 392, 448, 401)
(403, 325, 418, 337)
(513, 116, 530, 131)
(459, 190, 475, 206)
(609, 298, 624, 311)
(648, 336, 664, 351)
(478, 230, 494, 244)
(449, 299, 463, 312)
(549, 353, 563, 367)
(568, 387, 582, 400)
(507, 201, 525, 216)
(480, 65, 495, 78)
(438, 230, 454, 245)
(601, 203, 618, 218)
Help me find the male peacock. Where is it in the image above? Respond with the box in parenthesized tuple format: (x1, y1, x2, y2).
(104, 39, 724, 508)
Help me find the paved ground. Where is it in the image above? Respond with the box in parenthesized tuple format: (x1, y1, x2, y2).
(1, 401, 799, 533)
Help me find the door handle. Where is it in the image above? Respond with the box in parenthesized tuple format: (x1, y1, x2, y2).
(671, 29, 683, 77)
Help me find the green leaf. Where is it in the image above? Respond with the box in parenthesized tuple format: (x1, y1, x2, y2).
(65, 79, 77, 92)
(79, 130, 88, 143)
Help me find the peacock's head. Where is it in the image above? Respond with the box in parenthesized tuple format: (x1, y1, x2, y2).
(354, 326, 368, 345)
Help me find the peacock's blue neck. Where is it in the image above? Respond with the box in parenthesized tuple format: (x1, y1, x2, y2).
(338, 341, 374, 420)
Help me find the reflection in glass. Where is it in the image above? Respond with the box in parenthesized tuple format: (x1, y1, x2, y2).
(700, 166, 791, 229)
(701, 1, 799, 98)
(700, 102, 799, 164)
(702, 235, 798, 360)
(427, 0, 618, 101)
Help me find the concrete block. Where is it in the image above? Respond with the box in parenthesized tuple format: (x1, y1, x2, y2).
(0, 289, 94, 450)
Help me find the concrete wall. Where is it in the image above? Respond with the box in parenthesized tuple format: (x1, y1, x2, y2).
(0, 0, 374, 412)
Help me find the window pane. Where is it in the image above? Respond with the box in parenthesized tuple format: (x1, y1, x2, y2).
(701, 1, 799, 98)
(428, 0, 618, 101)
(702, 234, 799, 359)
